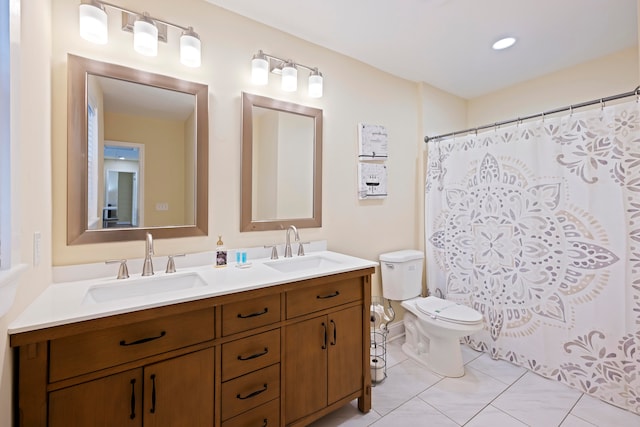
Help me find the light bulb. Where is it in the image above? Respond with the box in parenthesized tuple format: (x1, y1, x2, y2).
(281, 62, 297, 92)
(308, 69, 323, 98)
(79, 2, 108, 44)
(133, 14, 158, 57)
(180, 28, 201, 67)
(251, 51, 269, 85)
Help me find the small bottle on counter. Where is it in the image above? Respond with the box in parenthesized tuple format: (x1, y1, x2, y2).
(215, 236, 227, 268)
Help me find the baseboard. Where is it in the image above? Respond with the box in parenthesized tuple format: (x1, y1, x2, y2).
(386, 320, 405, 342)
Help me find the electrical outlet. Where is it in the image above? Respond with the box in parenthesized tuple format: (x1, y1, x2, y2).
(33, 232, 41, 266)
(155, 202, 169, 211)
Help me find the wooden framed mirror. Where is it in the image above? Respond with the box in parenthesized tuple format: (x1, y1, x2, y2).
(67, 54, 208, 244)
(241, 92, 322, 231)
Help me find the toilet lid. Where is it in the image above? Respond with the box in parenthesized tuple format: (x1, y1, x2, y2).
(416, 296, 483, 325)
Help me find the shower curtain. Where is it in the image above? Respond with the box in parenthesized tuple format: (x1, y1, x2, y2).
(425, 99, 640, 414)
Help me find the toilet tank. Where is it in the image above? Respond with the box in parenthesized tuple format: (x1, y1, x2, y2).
(379, 250, 424, 301)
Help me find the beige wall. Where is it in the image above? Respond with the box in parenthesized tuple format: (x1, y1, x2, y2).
(48, 0, 428, 292)
(0, 1, 52, 424)
(104, 112, 187, 226)
(1, 0, 638, 425)
(468, 47, 639, 127)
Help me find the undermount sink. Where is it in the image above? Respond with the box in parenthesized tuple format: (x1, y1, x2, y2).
(264, 255, 342, 273)
(83, 272, 207, 304)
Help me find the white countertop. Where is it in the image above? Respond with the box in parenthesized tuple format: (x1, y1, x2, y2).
(8, 250, 377, 335)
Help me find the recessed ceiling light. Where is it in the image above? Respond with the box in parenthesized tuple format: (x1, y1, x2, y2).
(492, 37, 516, 50)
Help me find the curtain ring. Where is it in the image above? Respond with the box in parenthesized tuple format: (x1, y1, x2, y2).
(569, 105, 573, 117)
(635, 87, 639, 103)
(600, 98, 605, 110)
(541, 112, 545, 122)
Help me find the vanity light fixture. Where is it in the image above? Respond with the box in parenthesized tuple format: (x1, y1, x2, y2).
(78, 0, 202, 67)
(250, 50, 324, 98)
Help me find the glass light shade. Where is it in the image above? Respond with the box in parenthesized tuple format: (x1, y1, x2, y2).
(281, 63, 298, 92)
(251, 53, 269, 85)
(308, 71, 323, 98)
(180, 29, 201, 67)
(79, 2, 108, 44)
(133, 15, 158, 57)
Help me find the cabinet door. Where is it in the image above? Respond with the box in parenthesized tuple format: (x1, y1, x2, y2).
(49, 369, 143, 427)
(144, 348, 214, 427)
(328, 305, 363, 404)
(284, 316, 327, 424)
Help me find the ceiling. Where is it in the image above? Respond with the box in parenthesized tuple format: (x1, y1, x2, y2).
(205, 0, 638, 99)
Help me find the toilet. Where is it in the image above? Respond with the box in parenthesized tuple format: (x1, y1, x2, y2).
(380, 250, 483, 377)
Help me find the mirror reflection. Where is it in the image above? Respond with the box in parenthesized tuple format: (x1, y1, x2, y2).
(251, 106, 314, 220)
(86, 75, 196, 230)
(67, 54, 208, 244)
(241, 92, 323, 232)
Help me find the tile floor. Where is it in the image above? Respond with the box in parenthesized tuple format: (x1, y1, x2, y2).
(310, 338, 640, 427)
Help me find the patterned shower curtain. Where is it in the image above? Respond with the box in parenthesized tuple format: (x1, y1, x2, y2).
(425, 99, 640, 414)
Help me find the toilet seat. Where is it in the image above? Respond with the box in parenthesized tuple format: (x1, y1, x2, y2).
(416, 296, 483, 325)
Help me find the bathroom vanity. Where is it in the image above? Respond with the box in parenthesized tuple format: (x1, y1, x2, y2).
(9, 251, 375, 427)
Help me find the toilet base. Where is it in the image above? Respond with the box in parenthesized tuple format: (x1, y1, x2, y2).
(402, 310, 473, 378)
(401, 337, 465, 378)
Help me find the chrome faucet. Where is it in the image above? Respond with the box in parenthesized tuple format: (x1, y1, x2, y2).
(284, 225, 300, 258)
(142, 232, 154, 276)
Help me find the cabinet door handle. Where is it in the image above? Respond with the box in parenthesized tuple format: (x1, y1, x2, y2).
(238, 347, 269, 361)
(330, 319, 337, 346)
(120, 331, 166, 346)
(129, 379, 136, 420)
(150, 374, 157, 414)
(237, 308, 269, 319)
(316, 291, 340, 299)
(321, 322, 327, 349)
(259, 418, 268, 427)
(236, 384, 267, 400)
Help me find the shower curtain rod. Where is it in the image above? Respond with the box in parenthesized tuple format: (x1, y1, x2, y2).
(424, 86, 640, 143)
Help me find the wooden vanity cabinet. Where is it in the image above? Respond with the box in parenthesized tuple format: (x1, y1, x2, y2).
(11, 268, 373, 427)
(48, 348, 214, 427)
(284, 279, 368, 426)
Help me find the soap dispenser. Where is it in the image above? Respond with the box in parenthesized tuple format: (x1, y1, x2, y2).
(215, 235, 227, 268)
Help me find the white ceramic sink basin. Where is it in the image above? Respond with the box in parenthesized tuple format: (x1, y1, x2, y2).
(264, 255, 342, 273)
(83, 272, 207, 304)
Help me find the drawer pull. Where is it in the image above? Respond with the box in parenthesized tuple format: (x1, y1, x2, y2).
(236, 384, 268, 400)
(316, 291, 340, 299)
(129, 379, 136, 420)
(259, 419, 268, 427)
(150, 374, 157, 414)
(119, 331, 166, 347)
(330, 319, 337, 346)
(237, 347, 269, 361)
(237, 308, 269, 319)
(322, 322, 327, 349)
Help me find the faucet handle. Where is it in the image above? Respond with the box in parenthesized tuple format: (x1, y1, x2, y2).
(264, 245, 279, 260)
(106, 259, 129, 280)
(297, 241, 310, 257)
(165, 254, 185, 273)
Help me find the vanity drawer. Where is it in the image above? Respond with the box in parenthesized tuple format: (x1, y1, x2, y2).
(49, 308, 215, 382)
(221, 398, 279, 427)
(222, 293, 281, 336)
(221, 363, 280, 421)
(222, 329, 280, 381)
(286, 277, 362, 319)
